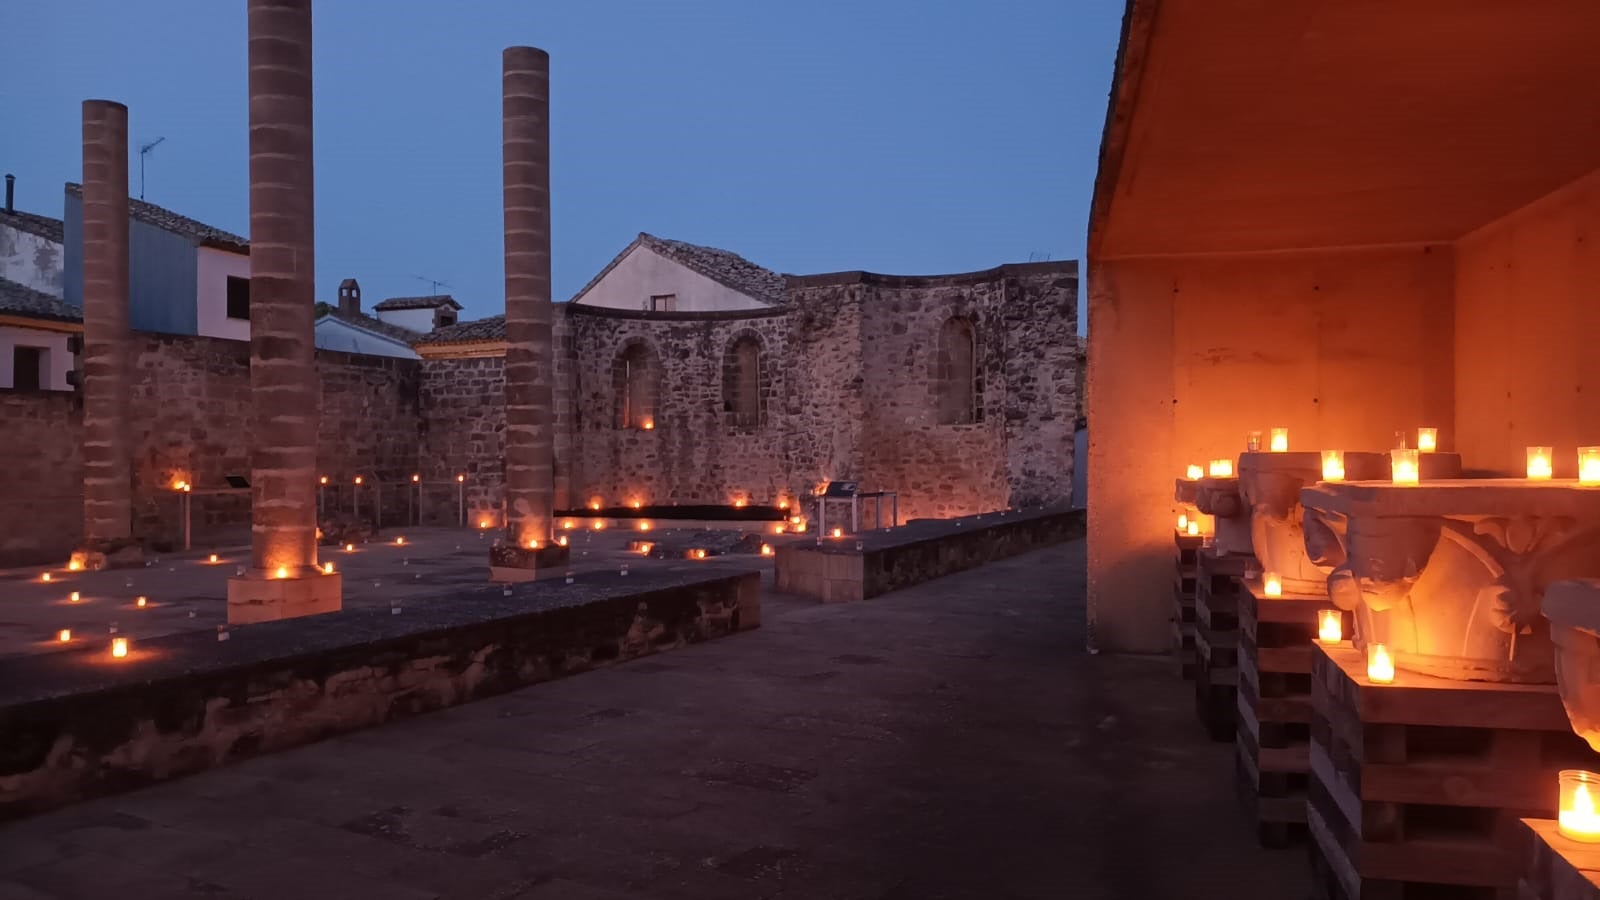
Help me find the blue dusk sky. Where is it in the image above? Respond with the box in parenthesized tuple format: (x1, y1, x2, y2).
(2, 0, 1122, 323)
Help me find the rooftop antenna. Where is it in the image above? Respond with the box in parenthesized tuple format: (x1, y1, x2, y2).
(137, 136, 166, 200)
(410, 274, 451, 295)
(1027, 250, 1054, 263)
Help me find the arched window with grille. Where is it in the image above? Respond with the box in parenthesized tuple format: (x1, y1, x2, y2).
(722, 334, 764, 428)
(612, 340, 659, 430)
(934, 316, 978, 425)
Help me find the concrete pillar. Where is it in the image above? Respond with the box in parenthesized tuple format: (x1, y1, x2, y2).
(228, 0, 339, 622)
(75, 99, 137, 569)
(502, 46, 555, 548)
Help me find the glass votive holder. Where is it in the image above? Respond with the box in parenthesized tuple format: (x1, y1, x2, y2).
(1581, 447, 1600, 485)
(1527, 446, 1554, 480)
(1390, 449, 1419, 485)
(1417, 427, 1438, 453)
(1246, 431, 1263, 452)
(1366, 642, 1395, 684)
(1559, 770, 1600, 843)
(1320, 450, 1345, 482)
(1316, 609, 1342, 644)
(1269, 427, 1289, 452)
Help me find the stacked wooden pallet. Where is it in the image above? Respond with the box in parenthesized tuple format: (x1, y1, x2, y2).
(1193, 551, 1252, 742)
(1235, 577, 1343, 847)
(1309, 644, 1600, 899)
(1173, 531, 1202, 678)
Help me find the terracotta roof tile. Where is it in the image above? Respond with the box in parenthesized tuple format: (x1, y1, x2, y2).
(0, 278, 80, 323)
(65, 183, 248, 253)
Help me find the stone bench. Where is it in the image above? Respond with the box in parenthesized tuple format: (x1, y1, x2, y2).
(772, 506, 1083, 603)
(0, 568, 759, 820)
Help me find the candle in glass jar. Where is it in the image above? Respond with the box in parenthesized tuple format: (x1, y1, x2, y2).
(1263, 573, 1283, 597)
(1208, 458, 1234, 478)
(1269, 428, 1289, 452)
(111, 637, 129, 659)
(1527, 446, 1554, 480)
(1581, 447, 1600, 485)
(1317, 610, 1342, 644)
(1559, 770, 1600, 842)
(1367, 643, 1395, 684)
(1417, 428, 1438, 453)
(1390, 449, 1419, 485)
(1185, 520, 1199, 537)
(1177, 513, 1188, 532)
(1246, 431, 1263, 452)
(1320, 450, 1345, 482)
(1186, 464, 1203, 480)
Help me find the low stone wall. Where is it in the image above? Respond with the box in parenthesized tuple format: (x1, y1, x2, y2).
(774, 506, 1084, 602)
(0, 569, 759, 820)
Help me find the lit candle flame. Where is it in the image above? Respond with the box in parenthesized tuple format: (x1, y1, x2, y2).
(642, 420, 655, 430)
(773, 524, 786, 535)
(1528, 446, 1554, 480)
(631, 500, 643, 510)
(1269, 428, 1289, 453)
(761, 544, 774, 556)
(1367, 643, 1395, 684)
(558, 535, 568, 547)
(136, 596, 147, 608)
(592, 520, 606, 531)
(1185, 520, 1199, 537)
(1562, 781, 1600, 841)
(57, 629, 71, 642)
(1390, 449, 1419, 485)
(692, 549, 707, 559)
(562, 520, 576, 530)
(208, 554, 218, 564)
(458, 474, 466, 483)
(1208, 459, 1234, 478)
(795, 523, 807, 534)
(69, 591, 80, 603)
(1177, 513, 1188, 531)
(274, 566, 289, 579)
(1317, 609, 1342, 644)
(638, 521, 651, 532)
(1263, 574, 1282, 597)
(111, 637, 128, 658)
(396, 536, 405, 546)
(1582, 448, 1600, 485)
(345, 543, 354, 552)
(41, 572, 51, 583)
(323, 562, 334, 574)
(354, 476, 363, 485)
(831, 527, 843, 538)
(319, 476, 328, 485)
(1186, 464, 1203, 480)
(1321, 450, 1345, 482)
(734, 498, 747, 508)
(411, 474, 420, 483)
(778, 499, 790, 510)
(1417, 428, 1438, 453)
(68, 560, 83, 572)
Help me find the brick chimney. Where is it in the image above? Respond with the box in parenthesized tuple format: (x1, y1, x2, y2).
(338, 278, 360, 317)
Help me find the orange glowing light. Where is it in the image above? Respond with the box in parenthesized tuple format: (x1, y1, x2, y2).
(1390, 449, 1420, 485)
(345, 543, 355, 552)
(395, 536, 406, 546)
(274, 566, 289, 579)
(1185, 520, 1199, 537)
(1367, 643, 1395, 684)
(637, 542, 654, 555)
(592, 520, 606, 531)
(171, 478, 188, 491)
(479, 520, 491, 530)
(642, 420, 655, 430)
(1417, 428, 1438, 453)
(831, 527, 843, 538)
(1317, 610, 1342, 644)
(57, 629, 71, 642)
(589, 499, 601, 511)
(562, 519, 576, 530)
(1185, 464, 1203, 480)
(1177, 513, 1188, 532)
(354, 476, 363, 485)
(323, 562, 334, 574)
(790, 515, 802, 525)
(761, 544, 774, 557)
(69, 591, 80, 603)
(208, 554, 219, 564)
(1269, 428, 1289, 453)
(68, 559, 83, 572)
(795, 523, 807, 534)
(630, 500, 643, 510)
(734, 498, 747, 508)
(319, 475, 328, 485)
(1560, 773, 1600, 842)
(111, 637, 128, 658)
(778, 499, 790, 510)
(457, 474, 466, 483)
(1263, 573, 1283, 597)
(1528, 446, 1555, 481)
(692, 548, 707, 560)
(40, 572, 51, 583)
(526, 539, 540, 550)
(1207, 459, 1233, 478)
(773, 524, 786, 535)
(638, 521, 651, 532)
(1321, 450, 1345, 482)
(1583, 448, 1600, 486)
(412, 474, 420, 483)
(136, 596, 147, 608)
(557, 535, 568, 547)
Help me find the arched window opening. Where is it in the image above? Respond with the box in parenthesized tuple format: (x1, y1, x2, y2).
(723, 335, 764, 428)
(612, 341, 659, 430)
(935, 317, 977, 425)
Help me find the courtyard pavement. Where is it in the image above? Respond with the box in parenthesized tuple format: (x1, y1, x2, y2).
(0, 541, 1307, 899)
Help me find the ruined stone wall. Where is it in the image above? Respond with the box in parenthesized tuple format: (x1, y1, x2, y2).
(566, 306, 793, 508)
(0, 391, 82, 566)
(418, 355, 505, 526)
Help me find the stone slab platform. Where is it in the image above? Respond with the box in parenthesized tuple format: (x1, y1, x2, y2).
(772, 506, 1083, 603)
(0, 566, 760, 821)
(1522, 818, 1600, 900)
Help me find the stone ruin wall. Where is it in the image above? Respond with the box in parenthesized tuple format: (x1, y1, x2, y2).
(0, 333, 422, 564)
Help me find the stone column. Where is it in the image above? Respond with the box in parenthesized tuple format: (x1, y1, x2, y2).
(74, 99, 139, 570)
(490, 46, 566, 581)
(503, 46, 554, 545)
(228, 0, 340, 622)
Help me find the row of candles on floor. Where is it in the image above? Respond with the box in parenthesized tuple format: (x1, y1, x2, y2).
(1308, 607, 1600, 843)
(1183, 427, 1600, 484)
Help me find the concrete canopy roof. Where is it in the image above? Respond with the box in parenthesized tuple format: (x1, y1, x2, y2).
(1089, 0, 1600, 260)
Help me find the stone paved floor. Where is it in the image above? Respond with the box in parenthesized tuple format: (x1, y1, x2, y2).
(0, 541, 1307, 899)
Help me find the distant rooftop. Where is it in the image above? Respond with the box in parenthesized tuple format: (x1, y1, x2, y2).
(413, 315, 505, 346)
(0, 207, 64, 244)
(0, 277, 80, 324)
(373, 295, 463, 312)
(320, 307, 422, 345)
(571, 233, 785, 306)
(64, 183, 248, 253)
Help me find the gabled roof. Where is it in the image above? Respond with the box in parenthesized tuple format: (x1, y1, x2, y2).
(64, 183, 248, 253)
(317, 309, 422, 345)
(373, 294, 463, 312)
(570, 232, 784, 306)
(413, 315, 505, 346)
(0, 208, 64, 244)
(0, 278, 81, 323)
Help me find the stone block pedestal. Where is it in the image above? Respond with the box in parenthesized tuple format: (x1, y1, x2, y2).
(1522, 818, 1600, 900)
(489, 542, 572, 583)
(227, 570, 343, 624)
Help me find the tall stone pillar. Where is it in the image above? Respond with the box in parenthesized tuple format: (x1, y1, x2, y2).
(74, 99, 140, 570)
(228, 0, 340, 622)
(490, 46, 567, 582)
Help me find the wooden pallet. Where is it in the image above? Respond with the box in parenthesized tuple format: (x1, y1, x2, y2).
(1519, 818, 1600, 900)
(1310, 643, 1600, 899)
(1235, 577, 1342, 848)
(1194, 551, 1252, 742)
(1173, 532, 1202, 679)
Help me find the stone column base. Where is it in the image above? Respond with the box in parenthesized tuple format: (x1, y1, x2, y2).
(227, 569, 343, 624)
(489, 543, 572, 583)
(70, 539, 145, 572)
